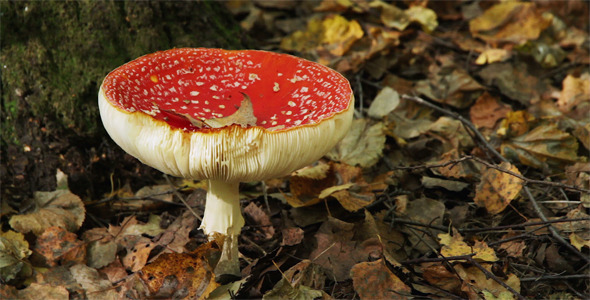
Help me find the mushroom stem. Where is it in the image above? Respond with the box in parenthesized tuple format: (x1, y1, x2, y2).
(200, 179, 244, 278)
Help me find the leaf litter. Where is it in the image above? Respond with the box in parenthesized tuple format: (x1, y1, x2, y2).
(3, 0, 590, 299)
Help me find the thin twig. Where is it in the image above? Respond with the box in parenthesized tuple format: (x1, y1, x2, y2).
(519, 274, 590, 282)
(164, 175, 202, 221)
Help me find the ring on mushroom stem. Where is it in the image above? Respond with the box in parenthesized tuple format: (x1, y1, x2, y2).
(98, 48, 354, 280)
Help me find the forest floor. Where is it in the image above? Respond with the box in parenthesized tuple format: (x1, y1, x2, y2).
(2, 1, 589, 299)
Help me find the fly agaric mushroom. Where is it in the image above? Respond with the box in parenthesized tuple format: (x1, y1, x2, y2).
(98, 48, 354, 278)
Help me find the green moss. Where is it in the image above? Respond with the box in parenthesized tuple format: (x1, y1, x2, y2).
(1, 1, 246, 145)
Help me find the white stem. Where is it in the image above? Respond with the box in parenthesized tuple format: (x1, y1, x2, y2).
(200, 180, 244, 278)
(200, 180, 244, 236)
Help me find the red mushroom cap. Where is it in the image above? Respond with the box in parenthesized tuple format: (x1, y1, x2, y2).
(99, 48, 354, 182)
(101, 48, 351, 131)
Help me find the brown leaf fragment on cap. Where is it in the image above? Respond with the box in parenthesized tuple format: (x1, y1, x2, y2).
(205, 93, 257, 128)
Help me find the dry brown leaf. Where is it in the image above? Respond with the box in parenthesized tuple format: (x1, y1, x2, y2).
(13, 283, 69, 300)
(501, 123, 583, 170)
(309, 217, 370, 281)
(351, 259, 411, 299)
(35, 226, 86, 267)
(422, 263, 461, 294)
(479, 62, 546, 105)
(428, 116, 474, 150)
(433, 149, 479, 179)
(281, 227, 304, 246)
(402, 198, 445, 254)
(205, 95, 257, 129)
(498, 231, 527, 258)
(70, 264, 118, 300)
(9, 190, 85, 236)
(474, 162, 523, 215)
(244, 202, 275, 239)
(470, 92, 512, 129)
(557, 73, 590, 112)
(263, 260, 326, 300)
(137, 241, 220, 299)
(415, 61, 483, 109)
(455, 264, 520, 300)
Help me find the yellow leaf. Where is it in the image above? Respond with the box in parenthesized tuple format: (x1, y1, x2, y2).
(319, 183, 354, 199)
(405, 6, 438, 33)
(280, 15, 363, 57)
(469, 2, 552, 44)
(474, 162, 523, 215)
(569, 233, 590, 251)
(475, 48, 512, 65)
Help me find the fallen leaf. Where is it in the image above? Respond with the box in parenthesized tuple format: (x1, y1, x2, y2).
(402, 198, 445, 254)
(205, 94, 257, 129)
(137, 241, 220, 299)
(557, 73, 590, 112)
(281, 227, 304, 246)
(351, 259, 411, 299)
(469, 2, 552, 44)
(421, 176, 469, 192)
(516, 41, 566, 68)
(496, 110, 536, 138)
(569, 233, 590, 251)
(367, 87, 400, 119)
(309, 217, 372, 281)
(455, 264, 520, 300)
(263, 260, 326, 300)
(415, 61, 483, 108)
(327, 118, 386, 168)
(9, 189, 85, 236)
(35, 226, 86, 267)
(433, 149, 479, 179)
(0, 230, 32, 282)
(82, 228, 117, 269)
(498, 231, 527, 258)
(475, 48, 512, 65)
(405, 5, 438, 33)
(13, 283, 69, 300)
(314, 0, 370, 13)
(470, 92, 512, 129)
(70, 264, 118, 300)
(370, 1, 438, 33)
(501, 123, 583, 170)
(474, 162, 524, 215)
(286, 163, 335, 208)
(422, 263, 462, 294)
(280, 15, 363, 57)
(428, 116, 474, 150)
(479, 62, 546, 105)
(244, 202, 275, 239)
(369, 1, 409, 31)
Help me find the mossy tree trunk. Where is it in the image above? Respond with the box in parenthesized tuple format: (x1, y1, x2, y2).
(1, 1, 248, 202)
